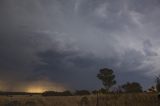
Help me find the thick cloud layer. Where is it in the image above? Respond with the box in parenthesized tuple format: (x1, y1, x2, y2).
(0, 0, 160, 90)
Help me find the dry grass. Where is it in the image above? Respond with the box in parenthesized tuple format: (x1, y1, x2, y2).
(0, 93, 159, 106)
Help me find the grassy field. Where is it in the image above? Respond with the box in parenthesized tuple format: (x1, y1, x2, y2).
(0, 93, 159, 106)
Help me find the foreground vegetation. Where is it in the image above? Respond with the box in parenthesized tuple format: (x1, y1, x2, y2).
(0, 68, 159, 106)
(0, 93, 159, 106)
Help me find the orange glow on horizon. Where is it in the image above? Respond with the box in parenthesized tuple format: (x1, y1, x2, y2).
(26, 86, 46, 93)
(0, 79, 67, 93)
(25, 80, 66, 93)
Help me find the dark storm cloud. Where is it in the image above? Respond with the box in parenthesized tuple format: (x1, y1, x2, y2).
(0, 0, 160, 90)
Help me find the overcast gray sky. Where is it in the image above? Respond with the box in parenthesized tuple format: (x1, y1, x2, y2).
(0, 0, 160, 91)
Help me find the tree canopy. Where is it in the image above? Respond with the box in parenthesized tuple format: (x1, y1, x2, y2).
(97, 68, 116, 92)
(121, 82, 143, 93)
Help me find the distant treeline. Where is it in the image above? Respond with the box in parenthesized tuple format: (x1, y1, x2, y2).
(42, 90, 91, 96)
(0, 91, 40, 96)
(0, 90, 91, 96)
(0, 88, 155, 96)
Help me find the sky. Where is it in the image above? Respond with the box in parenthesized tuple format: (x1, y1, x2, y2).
(0, 0, 160, 92)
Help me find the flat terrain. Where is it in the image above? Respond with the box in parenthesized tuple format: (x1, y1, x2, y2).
(0, 93, 159, 106)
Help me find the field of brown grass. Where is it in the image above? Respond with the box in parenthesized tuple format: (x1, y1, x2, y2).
(0, 93, 159, 106)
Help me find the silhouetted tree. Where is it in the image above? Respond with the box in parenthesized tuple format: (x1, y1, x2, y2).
(147, 86, 156, 93)
(97, 68, 116, 92)
(61, 90, 72, 96)
(156, 76, 160, 92)
(122, 82, 143, 93)
(42, 91, 59, 96)
(74, 90, 90, 96)
(99, 88, 107, 94)
(92, 90, 98, 94)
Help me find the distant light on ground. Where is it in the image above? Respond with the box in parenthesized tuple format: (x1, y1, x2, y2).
(0, 79, 67, 93)
(26, 86, 46, 93)
(25, 80, 67, 93)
